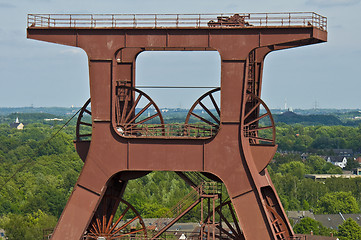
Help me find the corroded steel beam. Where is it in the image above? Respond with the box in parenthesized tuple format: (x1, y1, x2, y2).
(27, 13, 327, 240)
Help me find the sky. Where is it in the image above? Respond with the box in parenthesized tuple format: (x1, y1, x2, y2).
(0, 0, 360, 109)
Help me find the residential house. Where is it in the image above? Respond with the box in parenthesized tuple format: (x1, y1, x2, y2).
(9, 117, 24, 130)
(332, 149, 353, 158)
(314, 213, 361, 231)
(326, 156, 347, 169)
(295, 234, 338, 240)
(287, 210, 315, 226)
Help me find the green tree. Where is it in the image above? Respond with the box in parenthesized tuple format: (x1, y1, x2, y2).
(278, 161, 307, 179)
(338, 218, 361, 240)
(0, 210, 57, 240)
(344, 158, 360, 171)
(315, 192, 359, 214)
(293, 217, 333, 236)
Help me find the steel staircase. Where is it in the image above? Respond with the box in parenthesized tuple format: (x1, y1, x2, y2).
(150, 172, 222, 239)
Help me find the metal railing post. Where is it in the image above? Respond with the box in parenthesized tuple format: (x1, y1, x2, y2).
(288, 13, 291, 26)
(27, 13, 327, 34)
(265, 13, 268, 26)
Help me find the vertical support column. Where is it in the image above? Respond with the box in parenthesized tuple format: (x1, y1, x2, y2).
(253, 47, 272, 97)
(220, 168, 275, 240)
(112, 48, 143, 129)
(212, 196, 216, 240)
(51, 154, 111, 240)
(51, 185, 102, 240)
(217, 50, 277, 239)
(235, 46, 293, 239)
(89, 60, 113, 122)
(220, 60, 245, 123)
(114, 48, 143, 87)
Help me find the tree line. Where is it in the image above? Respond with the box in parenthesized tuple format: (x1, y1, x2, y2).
(0, 118, 361, 238)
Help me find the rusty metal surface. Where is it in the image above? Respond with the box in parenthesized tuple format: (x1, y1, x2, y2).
(27, 12, 327, 240)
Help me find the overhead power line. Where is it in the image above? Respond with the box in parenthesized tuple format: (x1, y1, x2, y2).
(0, 107, 82, 191)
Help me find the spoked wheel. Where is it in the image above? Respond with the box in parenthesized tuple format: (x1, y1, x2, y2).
(200, 200, 244, 240)
(185, 88, 220, 138)
(262, 187, 292, 240)
(265, 205, 289, 240)
(76, 98, 92, 141)
(243, 93, 275, 145)
(115, 85, 164, 137)
(85, 197, 147, 240)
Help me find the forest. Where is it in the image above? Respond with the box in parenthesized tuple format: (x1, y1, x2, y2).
(1, 111, 361, 239)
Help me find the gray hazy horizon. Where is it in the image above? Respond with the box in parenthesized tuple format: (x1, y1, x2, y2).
(0, 0, 361, 109)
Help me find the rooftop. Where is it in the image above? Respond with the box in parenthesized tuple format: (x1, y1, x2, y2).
(305, 174, 361, 180)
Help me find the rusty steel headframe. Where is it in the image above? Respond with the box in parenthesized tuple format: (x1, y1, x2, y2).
(27, 13, 327, 240)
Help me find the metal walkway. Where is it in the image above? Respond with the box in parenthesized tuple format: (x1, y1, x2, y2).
(28, 12, 327, 30)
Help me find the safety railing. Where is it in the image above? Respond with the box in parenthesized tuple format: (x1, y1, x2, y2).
(116, 123, 218, 139)
(150, 187, 200, 230)
(28, 12, 327, 31)
(199, 181, 222, 195)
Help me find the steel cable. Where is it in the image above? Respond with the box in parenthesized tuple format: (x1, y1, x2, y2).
(0, 107, 82, 191)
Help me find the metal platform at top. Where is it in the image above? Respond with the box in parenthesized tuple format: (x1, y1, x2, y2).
(27, 12, 327, 30)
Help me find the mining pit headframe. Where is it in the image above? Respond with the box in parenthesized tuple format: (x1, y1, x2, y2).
(27, 12, 327, 30)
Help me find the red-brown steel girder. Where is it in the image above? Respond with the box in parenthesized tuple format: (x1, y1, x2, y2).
(27, 13, 327, 240)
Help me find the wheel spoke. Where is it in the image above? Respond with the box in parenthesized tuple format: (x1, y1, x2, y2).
(127, 102, 152, 125)
(265, 205, 289, 239)
(134, 113, 160, 125)
(96, 218, 102, 235)
(248, 136, 274, 143)
(80, 121, 92, 127)
(115, 227, 146, 238)
(199, 102, 220, 124)
(105, 196, 123, 233)
(123, 93, 142, 124)
(76, 99, 92, 142)
(108, 206, 130, 233)
(209, 93, 220, 117)
(247, 125, 273, 131)
(114, 86, 164, 138)
(185, 88, 220, 138)
(244, 101, 261, 120)
(91, 222, 100, 234)
(191, 112, 217, 126)
(112, 215, 139, 235)
(120, 88, 131, 123)
(84, 109, 92, 115)
(244, 112, 269, 127)
(243, 93, 276, 146)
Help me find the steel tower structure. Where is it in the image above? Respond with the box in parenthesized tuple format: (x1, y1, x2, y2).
(27, 12, 327, 240)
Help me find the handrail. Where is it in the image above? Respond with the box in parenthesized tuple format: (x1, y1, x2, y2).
(27, 12, 327, 31)
(116, 123, 218, 139)
(150, 181, 221, 232)
(151, 187, 200, 229)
